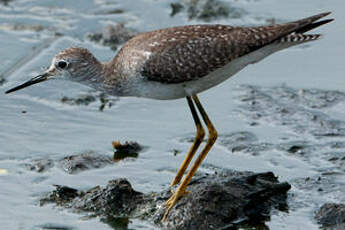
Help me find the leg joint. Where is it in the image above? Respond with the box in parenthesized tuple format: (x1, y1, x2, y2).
(208, 127, 218, 142)
(196, 124, 206, 140)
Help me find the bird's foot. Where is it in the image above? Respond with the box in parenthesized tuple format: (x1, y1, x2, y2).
(163, 187, 189, 221)
(169, 186, 190, 195)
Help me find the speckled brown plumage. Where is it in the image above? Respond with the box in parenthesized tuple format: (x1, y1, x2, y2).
(111, 12, 331, 84)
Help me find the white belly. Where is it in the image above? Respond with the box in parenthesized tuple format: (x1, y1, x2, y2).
(130, 41, 292, 100)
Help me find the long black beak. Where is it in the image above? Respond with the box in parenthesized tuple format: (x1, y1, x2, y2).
(5, 73, 49, 94)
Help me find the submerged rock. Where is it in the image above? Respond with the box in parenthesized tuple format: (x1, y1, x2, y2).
(60, 92, 118, 111)
(24, 142, 143, 174)
(0, 75, 5, 86)
(0, 23, 46, 32)
(0, 0, 13, 6)
(218, 132, 273, 155)
(85, 24, 138, 51)
(315, 203, 345, 230)
(59, 151, 113, 174)
(182, 131, 272, 156)
(41, 170, 290, 229)
(40, 185, 81, 206)
(25, 159, 54, 173)
(170, 0, 246, 22)
(61, 95, 96, 106)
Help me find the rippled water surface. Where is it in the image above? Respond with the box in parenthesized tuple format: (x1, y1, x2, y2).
(0, 0, 344, 229)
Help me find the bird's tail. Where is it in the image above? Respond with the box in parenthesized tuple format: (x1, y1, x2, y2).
(276, 12, 334, 45)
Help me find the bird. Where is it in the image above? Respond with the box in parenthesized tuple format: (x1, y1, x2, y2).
(5, 12, 333, 220)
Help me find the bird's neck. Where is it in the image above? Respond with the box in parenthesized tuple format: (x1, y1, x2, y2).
(80, 61, 132, 97)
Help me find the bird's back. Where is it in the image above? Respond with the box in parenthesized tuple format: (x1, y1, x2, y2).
(107, 12, 332, 98)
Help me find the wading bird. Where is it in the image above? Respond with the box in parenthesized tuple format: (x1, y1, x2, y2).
(5, 12, 333, 220)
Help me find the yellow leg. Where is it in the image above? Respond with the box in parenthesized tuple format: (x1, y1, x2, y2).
(170, 96, 205, 186)
(163, 94, 218, 221)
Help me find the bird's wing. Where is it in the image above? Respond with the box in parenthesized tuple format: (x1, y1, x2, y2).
(118, 12, 332, 84)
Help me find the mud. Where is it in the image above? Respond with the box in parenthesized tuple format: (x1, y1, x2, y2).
(59, 151, 114, 174)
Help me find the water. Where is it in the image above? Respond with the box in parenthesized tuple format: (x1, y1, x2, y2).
(0, 0, 344, 229)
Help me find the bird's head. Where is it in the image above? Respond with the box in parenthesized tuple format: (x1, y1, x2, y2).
(5, 47, 103, 94)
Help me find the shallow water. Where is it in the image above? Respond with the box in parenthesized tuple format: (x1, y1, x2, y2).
(0, 0, 344, 229)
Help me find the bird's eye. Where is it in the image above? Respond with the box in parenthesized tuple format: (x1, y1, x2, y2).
(57, 61, 68, 69)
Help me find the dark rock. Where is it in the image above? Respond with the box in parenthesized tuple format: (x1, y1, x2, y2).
(59, 151, 113, 174)
(315, 203, 345, 230)
(287, 145, 303, 154)
(41, 170, 290, 229)
(72, 179, 144, 216)
(24, 158, 54, 173)
(85, 24, 138, 51)
(153, 171, 290, 229)
(100, 216, 129, 230)
(0, 75, 5, 86)
(112, 141, 142, 161)
(40, 185, 81, 206)
(41, 178, 144, 217)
